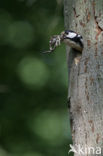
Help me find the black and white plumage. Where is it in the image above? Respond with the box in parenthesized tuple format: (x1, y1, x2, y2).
(63, 30, 83, 52)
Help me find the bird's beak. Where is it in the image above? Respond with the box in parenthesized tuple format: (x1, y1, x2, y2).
(60, 31, 67, 40)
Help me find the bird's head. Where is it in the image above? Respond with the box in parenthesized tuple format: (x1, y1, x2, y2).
(63, 30, 77, 39)
(61, 30, 83, 52)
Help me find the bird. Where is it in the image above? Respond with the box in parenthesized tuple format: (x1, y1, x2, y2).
(63, 30, 83, 52)
(43, 30, 83, 53)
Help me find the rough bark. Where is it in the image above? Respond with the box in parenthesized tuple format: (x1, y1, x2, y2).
(64, 0, 103, 155)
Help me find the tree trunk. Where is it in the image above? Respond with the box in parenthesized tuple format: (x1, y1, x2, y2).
(64, 0, 103, 155)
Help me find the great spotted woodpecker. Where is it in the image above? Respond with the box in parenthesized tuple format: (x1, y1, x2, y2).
(63, 30, 83, 52)
(43, 30, 83, 53)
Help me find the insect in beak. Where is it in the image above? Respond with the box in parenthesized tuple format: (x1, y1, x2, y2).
(43, 33, 65, 53)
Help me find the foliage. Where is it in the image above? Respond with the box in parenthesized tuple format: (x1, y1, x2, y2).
(0, 0, 72, 155)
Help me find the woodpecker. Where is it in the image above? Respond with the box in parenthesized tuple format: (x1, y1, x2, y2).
(63, 30, 83, 52)
(43, 30, 83, 53)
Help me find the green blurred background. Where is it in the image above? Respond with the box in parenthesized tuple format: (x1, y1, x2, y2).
(0, 0, 72, 155)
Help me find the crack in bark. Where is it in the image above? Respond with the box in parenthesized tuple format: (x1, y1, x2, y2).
(86, 8, 91, 23)
(87, 40, 91, 47)
(84, 58, 89, 73)
(92, 1, 103, 56)
(96, 133, 100, 144)
(80, 20, 86, 27)
(88, 120, 94, 133)
(67, 97, 75, 140)
(72, 6, 80, 18)
(95, 20, 102, 41)
(92, 1, 103, 41)
(85, 77, 89, 101)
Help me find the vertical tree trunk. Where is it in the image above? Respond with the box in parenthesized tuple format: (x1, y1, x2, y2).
(64, 0, 103, 155)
